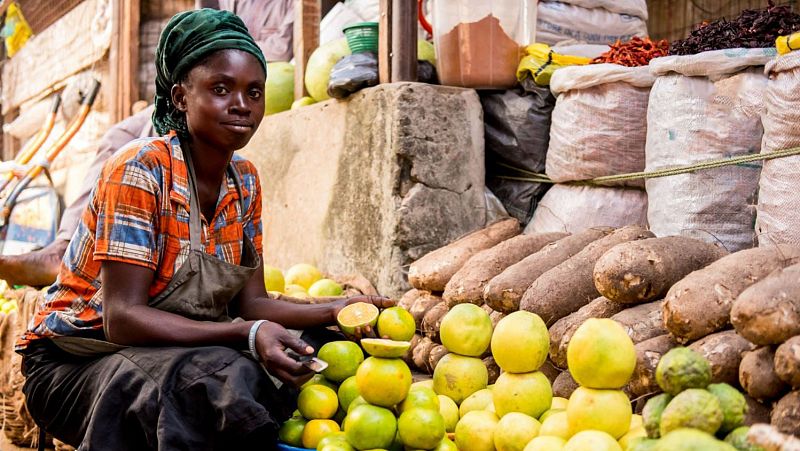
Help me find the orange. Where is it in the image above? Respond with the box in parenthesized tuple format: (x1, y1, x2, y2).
(491, 311, 549, 373)
(302, 419, 341, 449)
(278, 417, 307, 447)
(318, 341, 364, 383)
(439, 304, 493, 357)
(397, 408, 446, 450)
(298, 385, 339, 420)
(355, 357, 412, 408)
(345, 404, 397, 450)
(338, 376, 360, 412)
(285, 263, 323, 290)
(376, 307, 416, 341)
(360, 338, 411, 358)
(337, 302, 379, 336)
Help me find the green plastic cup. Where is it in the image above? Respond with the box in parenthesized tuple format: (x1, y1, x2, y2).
(343, 22, 379, 54)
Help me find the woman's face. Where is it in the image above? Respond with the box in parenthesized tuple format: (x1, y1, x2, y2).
(177, 49, 266, 151)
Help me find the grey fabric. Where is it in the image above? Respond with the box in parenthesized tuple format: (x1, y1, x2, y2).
(197, 0, 295, 61)
(23, 341, 289, 450)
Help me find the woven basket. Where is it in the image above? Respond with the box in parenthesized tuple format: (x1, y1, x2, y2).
(0, 287, 51, 448)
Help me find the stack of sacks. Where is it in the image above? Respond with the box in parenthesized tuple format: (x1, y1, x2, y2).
(527, 63, 654, 234)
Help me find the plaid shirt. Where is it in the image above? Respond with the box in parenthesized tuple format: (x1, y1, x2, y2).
(17, 132, 263, 350)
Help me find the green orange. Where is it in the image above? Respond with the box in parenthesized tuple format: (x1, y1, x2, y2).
(298, 385, 339, 420)
(356, 357, 412, 408)
(345, 404, 397, 450)
(377, 307, 416, 341)
(318, 341, 364, 382)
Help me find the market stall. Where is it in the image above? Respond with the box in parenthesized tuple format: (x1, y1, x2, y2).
(0, 0, 799, 450)
(262, 1, 800, 451)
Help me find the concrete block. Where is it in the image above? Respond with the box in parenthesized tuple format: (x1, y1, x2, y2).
(240, 82, 485, 298)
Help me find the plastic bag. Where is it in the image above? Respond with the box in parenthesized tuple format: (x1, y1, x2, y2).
(481, 80, 555, 224)
(546, 64, 654, 187)
(525, 184, 648, 234)
(418, 60, 439, 85)
(536, 1, 647, 46)
(484, 188, 510, 225)
(2, 2, 32, 57)
(516, 43, 591, 86)
(646, 49, 770, 251)
(327, 53, 438, 100)
(776, 32, 800, 55)
(757, 51, 800, 247)
(327, 52, 379, 99)
(486, 178, 549, 227)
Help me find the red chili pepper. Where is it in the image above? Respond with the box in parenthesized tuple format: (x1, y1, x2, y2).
(591, 37, 670, 67)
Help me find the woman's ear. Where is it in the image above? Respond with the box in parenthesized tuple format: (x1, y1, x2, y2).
(171, 84, 188, 112)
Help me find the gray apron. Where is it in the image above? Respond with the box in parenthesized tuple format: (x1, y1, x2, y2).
(52, 146, 260, 356)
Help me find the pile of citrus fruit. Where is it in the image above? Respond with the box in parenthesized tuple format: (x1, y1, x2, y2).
(264, 263, 344, 299)
(279, 302, 455, 451)
(280, 301, 753, 451)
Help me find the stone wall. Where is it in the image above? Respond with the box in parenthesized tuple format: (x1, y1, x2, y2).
(240, 82, 486, 298)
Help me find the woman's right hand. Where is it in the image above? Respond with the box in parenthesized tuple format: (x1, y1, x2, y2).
(254, 321, 316, 387)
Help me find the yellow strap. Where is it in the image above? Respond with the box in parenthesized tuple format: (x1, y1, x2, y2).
(496, 146, 800, 186)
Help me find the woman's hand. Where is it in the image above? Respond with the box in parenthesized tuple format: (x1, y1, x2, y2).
(254, 321, 316, 387)
(331, 295, 395, 341)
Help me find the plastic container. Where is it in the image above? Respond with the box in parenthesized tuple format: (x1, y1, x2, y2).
(343, 22, 379, 54)
(277, 443, 314, 451)
(429, 0, 536, 89)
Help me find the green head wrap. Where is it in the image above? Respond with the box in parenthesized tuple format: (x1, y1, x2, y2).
(153, 8, 267, 137)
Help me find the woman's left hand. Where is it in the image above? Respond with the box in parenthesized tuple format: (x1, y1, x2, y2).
(332, 295, 395, 341)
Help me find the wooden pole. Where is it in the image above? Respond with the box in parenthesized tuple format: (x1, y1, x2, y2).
(378, 0, 392, 84)
(390, 0, 417, 82)
(294, 0, 321, 100)
(110, 0, 141, 122)
(2, 111, 19, 161)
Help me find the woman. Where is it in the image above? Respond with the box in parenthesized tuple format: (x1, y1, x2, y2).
(16, 9, 389, 450)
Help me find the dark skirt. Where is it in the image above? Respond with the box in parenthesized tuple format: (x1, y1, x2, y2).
(22, 340, 295, 451)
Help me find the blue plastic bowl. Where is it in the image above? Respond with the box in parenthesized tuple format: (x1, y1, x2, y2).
(277, 443, 315, 451)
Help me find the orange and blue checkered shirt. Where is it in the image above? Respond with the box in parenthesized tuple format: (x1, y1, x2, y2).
(17, 131, 263, 350)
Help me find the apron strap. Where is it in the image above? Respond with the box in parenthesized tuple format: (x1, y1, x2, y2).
(182, 145, 247, 252)
(182, 145, 204, 252)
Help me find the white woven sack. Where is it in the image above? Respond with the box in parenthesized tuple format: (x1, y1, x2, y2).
(536, 1, 647, 46)
(646, 49, 774, 251)
(757, 51, 800, 247)
(549, 0, 648, 19)
(547, 65, 655, 186)
(525, 184, 648, 234)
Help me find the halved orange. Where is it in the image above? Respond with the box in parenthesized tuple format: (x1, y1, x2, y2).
(360, 338, 411, 358)
(337, 302, 379, 336)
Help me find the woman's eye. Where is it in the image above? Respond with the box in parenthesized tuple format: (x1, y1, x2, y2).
(213, 86, 228, 95)
(249, 89, 263, 99)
